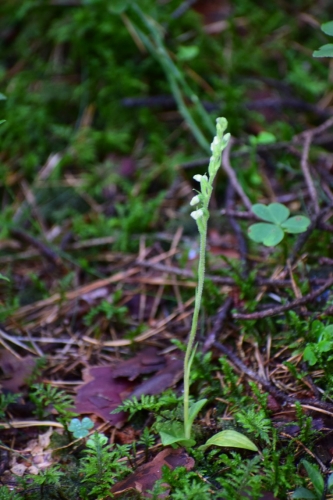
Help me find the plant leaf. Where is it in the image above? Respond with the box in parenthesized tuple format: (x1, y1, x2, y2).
(313, 44, 333, 58)
(185, 399, 207, 437)
(68, 417, 94, 438)
(252, 203, 289, 224)
(302, 460, 324, 498)
(303, 346, 318, 366)
(327, 473, 333, 491)
(248, 223, 284, 247)
(292, 487, 317, 499)
(252, 204, 275, 223)
(281, 216, 310, 233)
(321, 21, 333, 36)
(159, 421, 196, 448)
(109, 0, 129, 13)
(202, 430, 258, 451)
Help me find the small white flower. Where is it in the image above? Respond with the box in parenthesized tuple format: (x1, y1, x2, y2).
(190, 209, 204, 220)
(210, 136, 219, 152)
(190, 195, 200, 206)
(193, 174, 203, 182)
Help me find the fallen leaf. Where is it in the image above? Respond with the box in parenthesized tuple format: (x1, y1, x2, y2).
(128, 356, 183, 400)
(111, 447, 195, 498)
(74, 366, 134, 426)
(0, 351, 36, 392)
(113, 347, 165, 381)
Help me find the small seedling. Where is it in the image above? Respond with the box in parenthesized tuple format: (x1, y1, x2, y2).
(248, 203, 310, 247)
(69, 417, 94, 439)
(158, 118, 258, 452)
(313, 21, 333, 58)
(292, 460, 333, 499)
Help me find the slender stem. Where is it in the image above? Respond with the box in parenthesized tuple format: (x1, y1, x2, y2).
(183, 218, 207, 439)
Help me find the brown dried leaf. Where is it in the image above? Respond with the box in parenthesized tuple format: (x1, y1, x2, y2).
(111, 447, 195, 498)
(128, 356, 183, 400)
(113, 347, 165, 381)
(75, 366, 135, 426)
(0, 352, 36, 392)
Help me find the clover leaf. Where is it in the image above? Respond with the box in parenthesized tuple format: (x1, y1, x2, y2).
(68, 417, 94, 438)
(248, 203, 310, 247)
(313, 21, 333, 58)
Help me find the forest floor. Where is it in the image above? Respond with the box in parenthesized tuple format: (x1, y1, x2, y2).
(1, 1, 333, 499)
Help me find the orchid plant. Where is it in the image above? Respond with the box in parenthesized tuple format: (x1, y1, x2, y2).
(158, 118, 258, 453)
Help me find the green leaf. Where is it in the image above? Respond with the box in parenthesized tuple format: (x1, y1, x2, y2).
(327, 473, 333, 491)
(202, 430, 258, 451)
(248, 223, 284, 247)
(252, 204, 275, 223)
(321, 21, 333, 37)
(256, 131, 276, 145)
(317, 340, 332, 353)
(185, 399, 207, 437)
(313, 44, 333, 58)
(302, 460, 324, 498)
(159, 421, 196, 448)
(68, 417, 94, 438)
(292, 487, 317, 499)
(0, 93, 6, 100)
(0, 273, 10, 282)
(0, 120, 5, 126)
(109, 0, 129, 13)
(177, 45, 199, 61)
(281, 216, 310, 234)
(252, 203, 289, 224)
(303, 346, 318, 366)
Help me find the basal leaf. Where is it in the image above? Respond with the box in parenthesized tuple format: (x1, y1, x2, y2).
(248, 223, 284, 247)
(313, 44, 333, 58)
(281, 216, 310, 233)
(202, 430, 258, 451)
(292, 487, 316, 499)
(321, 21, 333, 37)
(302, 460, 324, 498)
(185, 399, 207, 437)
(159, 421, 196, 448)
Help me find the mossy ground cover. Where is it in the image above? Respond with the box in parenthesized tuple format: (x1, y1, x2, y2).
(1, 1, 333, 498)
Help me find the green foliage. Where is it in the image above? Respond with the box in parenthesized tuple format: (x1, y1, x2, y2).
(292, 460, 329, 499)
(313, 21, 333, 58)
(235, 407, 271, 444)
(83, 294, 128, 327)
(0, 392, 21, 420)
(151, 465, 212, 500)
(303, 321, 333, 368)
(79, 433, 131, 499)
(248, 203, 310, 247)
(30, 384, 77, 425)
(112, 392, 180, 419)
(69, 417, 94, 439)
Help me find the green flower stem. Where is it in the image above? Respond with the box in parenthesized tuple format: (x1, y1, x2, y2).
(183, 215, 207, 439)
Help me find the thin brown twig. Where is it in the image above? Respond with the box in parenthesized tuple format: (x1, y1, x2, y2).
(232, 274, 333, 320)
(221, 137, 252, 211)
(300, 132, 319, 214)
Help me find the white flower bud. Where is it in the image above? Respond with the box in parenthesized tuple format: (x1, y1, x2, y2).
(190, 209, 204, 220)
(190, 195, 200, 206)
(193, 174, 203, 182)
(210, 136, 220, 152)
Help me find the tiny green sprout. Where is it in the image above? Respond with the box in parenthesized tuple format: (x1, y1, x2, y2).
(248, 203, 310, 247)
(313, 21, 333, 58)
(69, 417, 94, 438)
